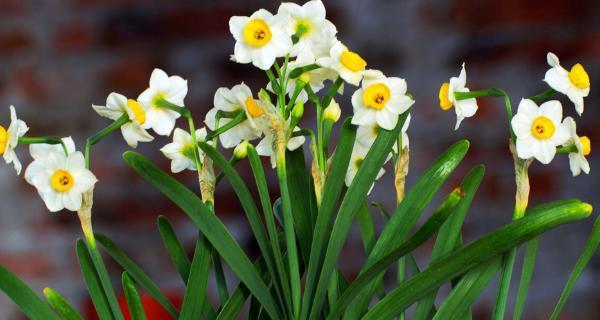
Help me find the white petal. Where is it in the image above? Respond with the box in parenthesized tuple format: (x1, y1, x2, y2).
(547, 52, 560, 67)
(515, 137, 535, 160)
(121, 123, 154, 148)
(375, 109, 398, 130)
(456, 98, 478, 118)
(150, 110, 177, 136)
(42, 192, 64, 212)
(457, 63, 467, 88)
(252, 46, 277, 70)
(539, 100, 563, 124)
(229, 16, 249, 41)
(516, 99, 539, 120)
(72, 170, 97, 193)
(25, 160, 46, 185)
(149, 68, 170, 91)
(66, 152, 86, 172)
(62, 192, 83, 212)
(544, 67, 571, 94)
(171, 158, 191, 173)
(304, 0, 326, 19)
(234, 42, 253, 64)
(551, 122, 570, 146)
(535, 140, 556, 164)
(511, 114, 533, 138)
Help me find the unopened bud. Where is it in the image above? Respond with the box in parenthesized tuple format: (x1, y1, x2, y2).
(298, 73, 311, 86)
(234, 140, 250, 159)
(323, 99, 341, 122)
(292, 101, 304, 120)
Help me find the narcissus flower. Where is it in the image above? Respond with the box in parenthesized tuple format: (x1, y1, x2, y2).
(205, 83, 263, 148)
(439, 63, 478, 130)
(351, 74, 414, 130)
(29, 137, 76, 160)
(344, 142, 386, 193)
(93, 93, 154, 148)
(511, 99, 569, 164)
(24, 151, 97, 212)
(230, 9, 293, 70)
(544, 52, 590, 115)
(256, 126, 305, 168)
(1, 106, 29, 175)
(137, 68, 188, 136)
(317, 40, 367, 86)
(160, 128, 207, 173)
(562, 117, 590, 176)
(356, 114, 411, 152)
(278, 0, 337, 57)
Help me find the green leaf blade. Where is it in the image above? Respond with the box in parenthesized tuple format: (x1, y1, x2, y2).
(180, 236, 212, 320)
(43, 287, 84, 320)
(121, 272, 147, 320)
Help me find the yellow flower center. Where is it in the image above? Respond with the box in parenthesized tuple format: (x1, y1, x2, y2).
(50, 169, 75, 192)
(439, 82, 453, 110)
(245, 97, 263, 117)
(363, 83, 391, 110)
(243, 19, 272, 47)
(580, 136, 591, 156)
(340, 51, 366, 72)
(0, 126, 7, 155)
(127, 99, 146, 125)
(568, 63, 590, 89)
(530, 116, 555, 140)
(294, 19, 312, 38)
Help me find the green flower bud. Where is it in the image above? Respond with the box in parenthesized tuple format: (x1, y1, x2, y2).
(323, 99, 341, 122)
(292, 101, 304, 120)
(234, 140, 250, 159)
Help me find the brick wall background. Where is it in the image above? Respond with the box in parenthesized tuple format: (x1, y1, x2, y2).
(0, 0, 598, 318)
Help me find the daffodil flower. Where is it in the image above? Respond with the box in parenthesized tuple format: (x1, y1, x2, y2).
(160, 128, 208, 173)
(278, 0, 337, 57)
(93, 92, 154, 148)
(1, 106, 29, 175)
(356, 114, 411, 152)
(562, 117, 590, 176)
(439, 63, 478, 130)
(351, 73, 414, 130)
(344, 142, 386, 194)
(230, 9, 293, 70)
(317, 40, 367, 86)
(205, 83, 263, 148)
(256, 126, 305, 168)
(137, 68, 188, 136)
(25, 151, 97, 212)
(511, 99, 569, 164)
(544, 52, 590, 115)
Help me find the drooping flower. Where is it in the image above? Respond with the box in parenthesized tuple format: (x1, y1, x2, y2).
(351, 73, 414, 130)
(25, 151, 97, 212)
(1, 106, 29, 175)
(544, 52, 590, 115)
(511, 99, 569, 164)
(278, 0, 337, 57)
(229, 9, 293, 70)
(316, 40, 367, 86)
(562, 117, 590, 176)
(204, 83, 263, 148)
(137, 68, 188, 136)
(438, 63, 478, 130)
(93, 93, 154, 148)
(160, 128, 207, 173)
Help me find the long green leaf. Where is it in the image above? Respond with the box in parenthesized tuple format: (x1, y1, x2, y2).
(94, 233, 179, 318)
(123, 151, 282, 320)
(413, 165, 485, 319)
(550, 215, 600, 320)
(43, 287, 83, 320)
(217, 257, 268, 320)
(301, 118, 357, 319)
(344, 139, 470, 317)
(86, 240, 124, 320)
(0, 263, 60, 320)
(307, 113, 408, 320)
(512, 236, 541, 320)
(328, 188, 464, 320)
(362, 200, 593, 320)
(432, 258, 501, 320)
(180, 236, 211, 320)
(76, 239, 114, 320)
(157, 215, 191, 282)
(121, 272, 147, 320)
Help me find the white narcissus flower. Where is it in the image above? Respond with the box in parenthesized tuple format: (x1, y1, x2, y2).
(205, 83, 263, 148)
(562, 117, 590, 176)
(229, 9, 293, 70)
(137, 68, 188, 136)
(29, 137, 76, 160)
(256, 126, 306, 168)
(544, 52, 590, 115)
(317, 40, 367, 86)
(511, 99, 570, 164)
(278, 0, 337, 57)
(344, 142, 386, 194)
(24, 151, 97, 212)
(356, 114, 411, 153)
(93, 93, 154, 148)
(439, 63, 478, 130)
(0, 106, 29, 175)
(160, 128, 207, 174)
(351, 73, 414, 130)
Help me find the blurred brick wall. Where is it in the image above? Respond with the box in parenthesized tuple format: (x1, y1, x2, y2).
(0, 0, 598, 318)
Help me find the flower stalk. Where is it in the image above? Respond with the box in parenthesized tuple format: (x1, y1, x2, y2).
(85, 113, 129, 168)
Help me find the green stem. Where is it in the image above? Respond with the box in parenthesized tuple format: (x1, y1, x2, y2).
(529, 88, 557, 105)
(85, 114, 129, 168)
(454, 88, 515, 142)
(304, 86, 325, 172)
(266, 69, 281, 93)
(289, 64, 320, 79)
(18, 136, 69, 156)
(557, 144, 577, 154)
(206, 113, 247, 141)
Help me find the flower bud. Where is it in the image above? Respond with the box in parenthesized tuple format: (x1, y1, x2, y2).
(298, 73, 311, 86)
(234, 140, 250, 159)
(323, 99, 341, 123)
(292, 101, 304, 120)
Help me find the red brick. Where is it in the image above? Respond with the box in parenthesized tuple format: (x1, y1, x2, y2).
(54, 21, 96, 53)
(0, 30, 33, 54)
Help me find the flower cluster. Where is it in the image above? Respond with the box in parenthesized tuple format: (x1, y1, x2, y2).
(439, 52, 591, 176)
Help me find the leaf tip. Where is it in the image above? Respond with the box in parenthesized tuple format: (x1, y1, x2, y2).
(582, 203, 593, 215)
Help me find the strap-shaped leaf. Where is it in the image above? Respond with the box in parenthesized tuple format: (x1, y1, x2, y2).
(121, 272, 146, 320)
(512, 236, 541, 320)
(550, 215, 600, 320)
(344, 139, 470, 317)
(76, 239, 114, 320)
(180, 236, 211, 320)
(123, 151, 282, 320)
(328, 188, 464, 319)
(217, 257, 269, 320)
(43, 287, 83, 320)
(362, 200, 593, 320)
(157, 215, 191, 282)
(413, 165, 485, 319)
(0, 263, 60, 320)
